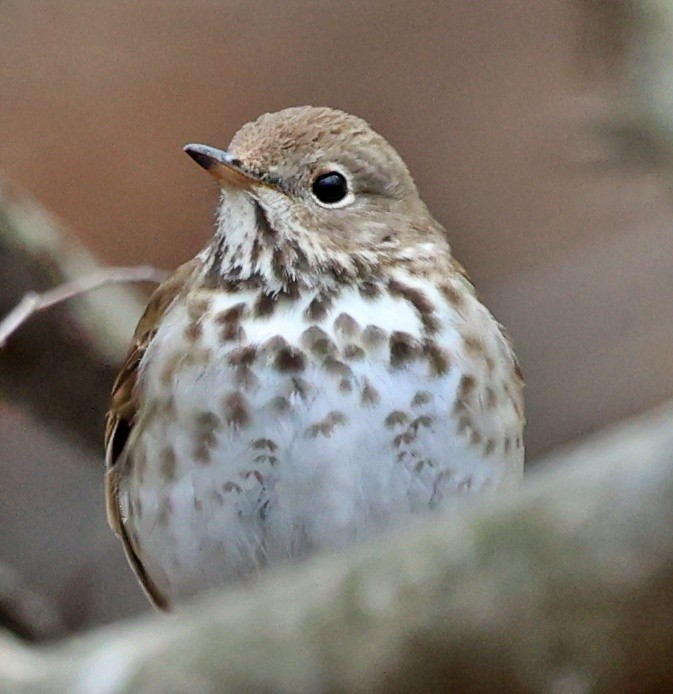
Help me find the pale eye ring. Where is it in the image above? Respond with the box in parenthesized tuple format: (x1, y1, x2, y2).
(311, 171, 354, 208)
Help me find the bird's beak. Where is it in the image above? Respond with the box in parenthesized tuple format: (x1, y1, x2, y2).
(183, 144, 258, 190)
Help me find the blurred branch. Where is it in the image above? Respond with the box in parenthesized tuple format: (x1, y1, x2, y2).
(577, 0, 673, 168)
(0, 174, 162, 451)
(0, 265, 166, 348)
(0, 564, 65, 643)
(2, 404, 673, 692)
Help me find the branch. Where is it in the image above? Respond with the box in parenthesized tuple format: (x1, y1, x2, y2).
(0, 174, 165, 449)
(2, 403, 673, 692)
(0, 265, 166, 349)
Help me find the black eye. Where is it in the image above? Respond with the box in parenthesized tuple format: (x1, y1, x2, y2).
(311, 172, 349, 205)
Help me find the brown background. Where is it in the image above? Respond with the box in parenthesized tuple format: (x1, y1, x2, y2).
(2, 1, 672, 630)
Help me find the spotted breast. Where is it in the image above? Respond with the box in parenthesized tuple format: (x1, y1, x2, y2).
(111, 266, 522, 606)
(105, 106, 524, 609)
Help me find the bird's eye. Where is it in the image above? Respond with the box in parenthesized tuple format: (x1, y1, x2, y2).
(311, 172, 350, 206)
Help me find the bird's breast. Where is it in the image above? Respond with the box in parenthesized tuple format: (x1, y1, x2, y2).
(122, 274, 523, 602)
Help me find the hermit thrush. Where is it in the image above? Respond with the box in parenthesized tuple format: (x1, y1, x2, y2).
(105, 106, 524, 609)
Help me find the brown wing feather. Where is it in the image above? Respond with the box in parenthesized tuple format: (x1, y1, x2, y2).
(104, 260, 196, 610)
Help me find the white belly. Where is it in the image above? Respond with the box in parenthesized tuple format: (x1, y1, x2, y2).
(120, 281, 523, 603)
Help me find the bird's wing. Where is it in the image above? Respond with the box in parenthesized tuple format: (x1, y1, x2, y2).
(104, 260, 196, 609)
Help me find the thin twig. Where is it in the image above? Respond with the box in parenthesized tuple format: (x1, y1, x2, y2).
(0, 265, 167, 348)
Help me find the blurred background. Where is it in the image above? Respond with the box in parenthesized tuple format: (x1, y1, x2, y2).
(2, 0, 673, 636)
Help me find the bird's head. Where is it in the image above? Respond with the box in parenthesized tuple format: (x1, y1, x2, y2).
(185, 106, 446, 290)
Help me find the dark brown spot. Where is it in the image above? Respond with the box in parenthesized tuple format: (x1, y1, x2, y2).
(322, 356, 354, 379)
(358, 281, 381, 299)
(250, 438, 278, 452)
(360, 379, 381, 406)
(423, 339, 451, 376)
(259, 335, 290, 358)
(333, 313, 361, 338)
(351, 255, 373, 278)
(269, 396, 291, 414)
(192, 411, 220, 465)
(274, 345, 306, 373)
(160, 447, 177, 482)
(504, 437, 512, 454)
(228, 345, 257, 367)
(459, 374, 476, 400)
(343, 344, 366, 360)
(222, 481, 242, 494)
(484, 439, 496, 456)
(304, 291, 335, 321)
(411, 391, 433, 408)
(389, 331, 420, 368)
(195, 410, 220, 431)
(215, 302, 247, 342)
(385, 411, 410, 428)
(254, 292, 277, 318)
(250, 238, 262, 267)
(222, 392, 250, 428)
(440, 283, 465, 308)
(215, 303, 247, 324)
(254, 202, 276, 242)
(305, 410, 348, 438)
(362, 325, 387, 348)
(338, 378, 353, 393)
(469, 429, 482, 446)
(410, 415, 433, 431)
(271, 246, 288, 281)
(393, 431, 415, 447)
(301, 326, 338, 358)
(388, 279, 440, 333)
(242, 469, 264, 485)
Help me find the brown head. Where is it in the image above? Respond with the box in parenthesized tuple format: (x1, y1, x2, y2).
(185, 106, 448, 289)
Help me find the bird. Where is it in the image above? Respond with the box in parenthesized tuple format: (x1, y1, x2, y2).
(104, 106, 524, 609)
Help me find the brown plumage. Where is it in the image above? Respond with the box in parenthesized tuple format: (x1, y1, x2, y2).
(105, 260, 196, 607)
(104, 106, 524, 608)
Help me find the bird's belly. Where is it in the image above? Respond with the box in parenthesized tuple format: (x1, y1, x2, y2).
(122, 287, 522, 602)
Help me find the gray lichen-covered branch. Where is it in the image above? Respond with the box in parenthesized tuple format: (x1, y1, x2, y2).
(2, 403, 673, 692)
